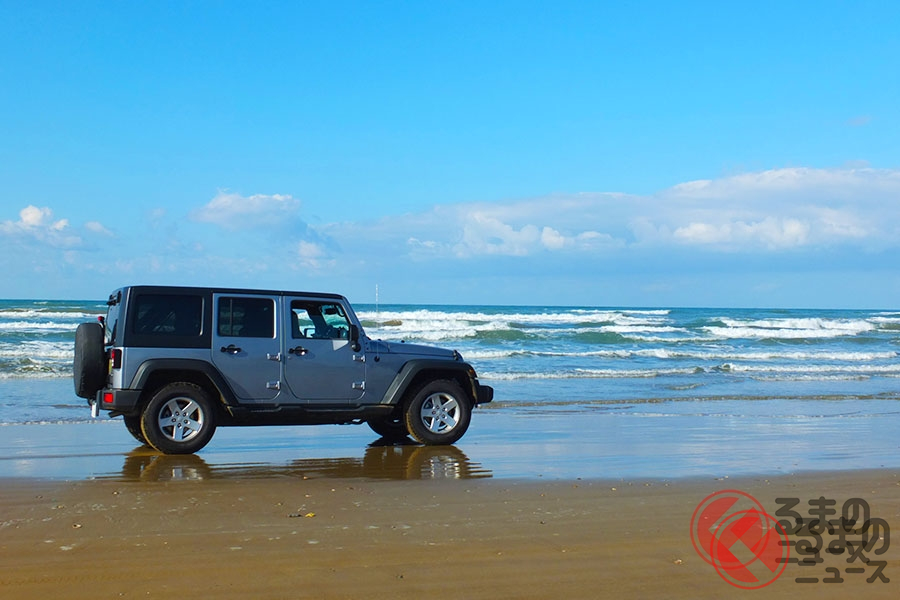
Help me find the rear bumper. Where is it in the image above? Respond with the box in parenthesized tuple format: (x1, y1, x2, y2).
(92, 389, 142, 417)
(475, 384, 493, 405)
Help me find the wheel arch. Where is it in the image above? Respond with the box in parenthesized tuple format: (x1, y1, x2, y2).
(129, 359, 237, 414)
(381, 360, 477, 408)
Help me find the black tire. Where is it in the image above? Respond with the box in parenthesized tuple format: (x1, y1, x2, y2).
(367, 413, 410, 440)
(404, 379, 472, 445)
(124, 415, 149, 446)
(73, 322, 106, 399)
(140, 382, 217, 454)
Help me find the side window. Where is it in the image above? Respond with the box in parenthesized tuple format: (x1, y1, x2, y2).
(218, 297, 274, 338)
(132, 294, 203, 336)
(291, 301, 349, 340)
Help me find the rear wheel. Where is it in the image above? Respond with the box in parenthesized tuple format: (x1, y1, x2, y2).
(73, 322, 106, 399)
(140, 382, 217, 454)
(404, 380, 471, 445)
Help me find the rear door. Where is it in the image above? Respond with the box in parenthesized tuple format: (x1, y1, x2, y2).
(282, 297, 365, 403)
(211, 293, 282, 402)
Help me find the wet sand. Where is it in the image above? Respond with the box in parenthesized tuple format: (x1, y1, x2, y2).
(2, 402, 900, 598)
(3, 398, 900, 481)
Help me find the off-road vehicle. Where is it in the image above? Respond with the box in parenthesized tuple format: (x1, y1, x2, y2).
(73, 286, 493, 454)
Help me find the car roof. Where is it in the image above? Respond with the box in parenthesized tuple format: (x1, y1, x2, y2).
(117, 285, 348, 302)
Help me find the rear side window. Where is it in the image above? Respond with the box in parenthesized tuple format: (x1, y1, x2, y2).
(132, 294, 203, 336)
(218, 297, 274, 338)
(104, 291, 122, 344)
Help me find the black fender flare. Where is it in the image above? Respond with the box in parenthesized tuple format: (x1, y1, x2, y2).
(129, 359, 239, 406)
(380, 360, 480, 407)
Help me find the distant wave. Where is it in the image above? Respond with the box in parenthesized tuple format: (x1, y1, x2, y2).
(464, 348, 898, 362)
(705, 317, 875, 339)
(0, 309, 96, 320)
(360, 309, 890, 343)
(482, 362, 900, 382)
(0, 321, 80, 332)
(0, 341, 73, 359)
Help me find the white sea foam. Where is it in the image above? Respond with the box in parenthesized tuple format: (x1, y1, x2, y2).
(717, 363, 900, 376)
(0, 309, 96, 320)
(358, 307, 674, 342)
(482, 367, 703, 380)
(0, 369, 71, 380)
(482, 361, 900, 381)
(707, 317, 876, 339)
(0, 321, 77, 332)
(0, 341, 73, 360)
(464, 347, 898, 362)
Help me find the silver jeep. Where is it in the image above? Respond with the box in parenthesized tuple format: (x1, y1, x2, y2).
(73, 286, 493, 454)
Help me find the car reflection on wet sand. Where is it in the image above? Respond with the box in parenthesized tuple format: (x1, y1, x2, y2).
(114, 440, 492, 482)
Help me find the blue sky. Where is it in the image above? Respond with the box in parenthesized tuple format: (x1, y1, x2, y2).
(1, 1, 898, 308)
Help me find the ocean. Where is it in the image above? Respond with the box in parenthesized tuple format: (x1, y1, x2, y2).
(1, 299, 898, 425)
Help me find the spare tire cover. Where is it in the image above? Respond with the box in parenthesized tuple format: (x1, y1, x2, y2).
(74, 322, 107, 399)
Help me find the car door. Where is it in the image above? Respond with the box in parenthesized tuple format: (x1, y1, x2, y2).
(282, 297, 365, 403)
(211, 293, 282, 402)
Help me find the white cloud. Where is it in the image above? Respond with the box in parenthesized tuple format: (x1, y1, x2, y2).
(85, 221, 113, 236)
(179, 168, 900, 276)
(453, 213, 542, 257)
(673, 218, 810, 249)
(20, 205, 54, 227)
(321, 167, 900, 264)
(631, 167, 900, 250)
(295, 240, 335, 270)
(191, 191, 302, 230)
(0, 205, 82, 248)
(666, 167, 900, 201)
(8, 166, 897, 303)
(540, 227, 566, 250)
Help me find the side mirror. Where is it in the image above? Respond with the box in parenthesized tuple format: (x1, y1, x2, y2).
(349, 324, 361, 352)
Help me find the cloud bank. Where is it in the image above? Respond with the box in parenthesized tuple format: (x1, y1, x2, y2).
(3, 166, 898, 305)
(318, 167, 899, 263)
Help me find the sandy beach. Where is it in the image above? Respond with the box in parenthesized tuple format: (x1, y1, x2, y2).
(1, 403, 899, 599)
(1, 470, 898, 599)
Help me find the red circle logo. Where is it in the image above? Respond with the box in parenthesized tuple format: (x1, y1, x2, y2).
(691, 490, 790, 588)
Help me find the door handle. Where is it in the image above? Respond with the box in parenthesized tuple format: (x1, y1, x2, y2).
(220, 344, 242, 354)
(288, 345, 308, 356)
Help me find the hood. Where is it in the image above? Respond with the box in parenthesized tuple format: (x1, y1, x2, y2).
(367, 339, 459, 359)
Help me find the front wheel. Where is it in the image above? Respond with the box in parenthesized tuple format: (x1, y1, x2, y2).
(404, 380, 472, 445)
(124, 415, 149, 446)
(367, 414, 410, 440)
(140, 383, 217, 454)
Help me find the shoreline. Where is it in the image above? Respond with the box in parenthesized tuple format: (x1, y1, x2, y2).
(2, 399, 900, 597)
(1, 397, 900, 481)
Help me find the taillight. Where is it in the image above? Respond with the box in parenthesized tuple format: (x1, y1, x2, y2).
(103, 392, 114, 404)
(109, 348, 122, 369)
